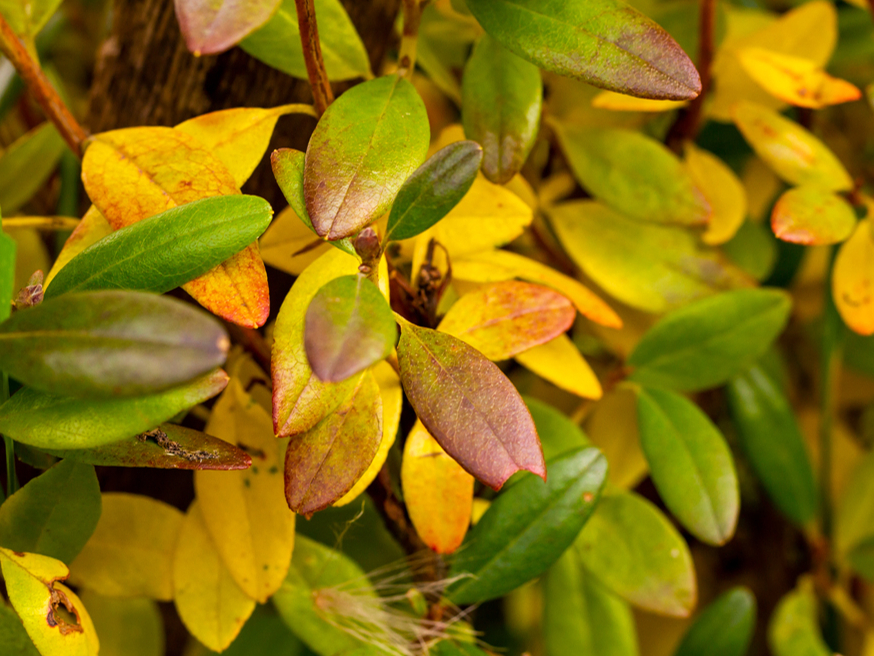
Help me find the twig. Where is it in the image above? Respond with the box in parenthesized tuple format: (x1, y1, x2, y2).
(665, 0, 716, 151)
(398, 0, 423, 80)
(2, 216, 80, 230)
(294, 0, 334, 115)
(0, 14, 87, 156)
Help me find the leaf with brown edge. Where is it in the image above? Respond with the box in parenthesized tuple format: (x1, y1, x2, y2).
(0, 548, 99, 656)
(305, 274, 397, 383)
(175, 0, 281, 56)
(396, 320, 545, 489)
(438, 281, 575, 361)
(81, 126, 269, 328)
(771, 185, 856, 246)
(284, 372, 382, 516)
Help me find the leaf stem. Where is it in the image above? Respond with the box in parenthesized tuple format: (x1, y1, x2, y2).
(665, 0, 715, 151)
(294, 0, 335, 116)
(398, 0, 423, 80)
(2, 216, 80, 231)
(0, 13, 88, 157)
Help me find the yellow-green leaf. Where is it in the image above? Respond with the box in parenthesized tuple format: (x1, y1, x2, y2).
(259, 205, 330, 276)
(768, 579, 831, 656)
(78, 592, 163, 656)
(0, 123, 66, 215)
(771, 185, 856, 246)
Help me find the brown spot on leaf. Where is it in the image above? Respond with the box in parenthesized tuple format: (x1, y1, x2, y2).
(47, 586, 83, 635)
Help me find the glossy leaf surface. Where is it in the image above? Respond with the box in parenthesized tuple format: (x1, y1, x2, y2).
(284, 372, 382, 516)
(674, 587, 756, 656)
(0, 369, 228, 450)
(449, 447, 607, 604)
(70, 493, 183, 600)
(304, 275, 396, 382)
(771, 185, 856, 246)
(461, 34, 541, 184)
(464, 0, 701, 100)
(401, 421, 474, 554)
(304, 75, 429, 240)
(628, 289, 791, 391)
(385, 141, 483, 241)
(0, 459, 101, 564)
(555, 124, 710, 226)
(0, 291, 228, 398)
(575, 491, 697, 617)
(768, 580, 831, 656)
(833, 219, 874, 335)
(438, 281, 575, 360)
(175, 0, 280, 55)
(637, 387, 739, 545)
(516, 335, 603, 400)
(727, 366, 817, 526)
(46, 196, 273, 297)
(396, 321, 545, 489)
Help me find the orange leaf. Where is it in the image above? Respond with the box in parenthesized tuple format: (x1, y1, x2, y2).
(81, 127, 269, 328)
(401, 421, 474, 554)
(833, 220, 874, 335)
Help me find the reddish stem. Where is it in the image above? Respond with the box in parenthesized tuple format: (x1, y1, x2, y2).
(294, 0, 335, 115)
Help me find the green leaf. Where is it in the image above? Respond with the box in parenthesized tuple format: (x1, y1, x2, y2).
(385, 141, 483, 242)
(78, 592, 164, 656)
(284, 372, 382, 516)
(272, 535, 375, 656)
(0, 123, 66, 215)
(176, 0, 281, 55)
(628, 289, 792, 391)
(836, 450, 874, 579)
(304, 75, 429, 240)
(0, 459, 100, 564)
(0, 369, 228, 450)
(45, 423, 252, 471)
(726, 365, 817, 526)
(544, 549, 638, 656)
(0, 291, 229, 399)
(525, 397, 590, 460)
(768, 579, 831, 656)
(270, 148, 356, 255)
(396, 321, 545, 489)
(430, 642, 490, 656)
(0, 227, 15, 323)
(723, 220, 778, 282)
(45, 196, 273, 297)
(553, 123, 710, 226)
(636, 387, 739, 545)
(448, 446, 606, 604)
(304, 275, 396, 383)
(0, 604, 40, 656)
(771, 185, 857, 246)
(241, 0, 371, 81)
(674, 587, 756, 656)
(550, 200, 751, 313)
(464, 0, 701, 100)
(461, 34, 541, 184)
(575, 490, 697, 617)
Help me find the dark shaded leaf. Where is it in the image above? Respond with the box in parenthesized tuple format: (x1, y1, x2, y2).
(396, 321, 545, 489)
(0, 291, 229, 399)
(175, 0, 281, 55)
(385, 141, 483, 242)
(448, 447, 606, 604)
(674, 587, 756, 656)
(464, 0, 702, 100)
(0, 604, 40, 656)
(304, 75, 429, 240)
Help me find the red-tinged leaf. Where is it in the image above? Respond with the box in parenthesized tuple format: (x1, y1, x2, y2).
(771, 185, 856, 245)
(284, 372, 382, 516)
(396, 321, 545, 489)
(175, 0, 281, 56)
(304, 274, 397, 382)
(46, 423, 252, 471)
(438, 281, 575, 360)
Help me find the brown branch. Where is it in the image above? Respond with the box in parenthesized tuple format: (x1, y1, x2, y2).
(665, 0, 716, 152)
(294, 0, 335, 115)
(0, 14, 88, 157)
(398, 0, 422, 79)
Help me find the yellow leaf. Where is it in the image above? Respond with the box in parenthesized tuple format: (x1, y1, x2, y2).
(5, 228, 50, 290)
(741, 156, 783, 222)
(515, 334, 602, 400)
(453, 249, 622, 328)
(334, 361, 403, 506)
(401, 421, 474, 554)
(738, 47, 861, 109)
(685, 144, 748, 245)
(70, 493, 183, 600)
(260, 205, 330, 276)
(176, 105, 311, 187)
(44, 206, 112, 288)
(591, 90, 686, 113)
(833, 219, 874, 335)
(709, 1, 838, 121)
(0, 548, 99, 656)
(584, 387, 648, 489)
(173, 502, 255, 652)
(81, 127, 269, 328)
(195, 378, 295, 603)
(79, 592, 163, 656)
